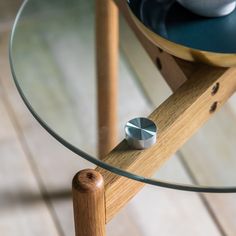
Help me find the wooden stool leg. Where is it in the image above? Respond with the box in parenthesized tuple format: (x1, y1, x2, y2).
(96, 0, 119, 159)
(72, 169, 106, 236)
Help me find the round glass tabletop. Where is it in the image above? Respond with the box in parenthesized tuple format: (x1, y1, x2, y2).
(10, 0, 236, 192)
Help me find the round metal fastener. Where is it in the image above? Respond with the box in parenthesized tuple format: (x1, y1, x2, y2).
(125, 117, 158, 150)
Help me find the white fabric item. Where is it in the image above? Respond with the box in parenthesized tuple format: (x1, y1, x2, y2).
(177, 0, 236, 17)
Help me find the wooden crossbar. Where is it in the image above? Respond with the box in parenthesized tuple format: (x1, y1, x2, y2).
(96, 65, 236, 222)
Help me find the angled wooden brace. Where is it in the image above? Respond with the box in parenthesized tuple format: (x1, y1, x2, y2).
(73, 64, 236, 235)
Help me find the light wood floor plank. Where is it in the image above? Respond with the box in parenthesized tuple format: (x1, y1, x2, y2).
(0, 83, 60, 236)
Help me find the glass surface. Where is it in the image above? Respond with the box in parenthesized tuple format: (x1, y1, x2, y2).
(10, 0, 236, 192)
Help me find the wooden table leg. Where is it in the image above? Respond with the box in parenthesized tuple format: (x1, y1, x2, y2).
(96, 0, 119, 159)
(72, 169, 106, 236)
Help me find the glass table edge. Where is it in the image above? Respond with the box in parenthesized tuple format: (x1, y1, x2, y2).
(8, 0, 236, 193)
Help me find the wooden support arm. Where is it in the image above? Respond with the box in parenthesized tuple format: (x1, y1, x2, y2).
(96, 65, 236, 222)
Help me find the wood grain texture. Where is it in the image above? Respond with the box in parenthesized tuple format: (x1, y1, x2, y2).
(96, 0, 119, 158)
(97, 65, 236, 222)
(72, 169, 105, 236)
(178, 103, 236, 236)
(121, 28, 236, 235)
(6, 17, 222, 236)
(5, 1, 235, 235)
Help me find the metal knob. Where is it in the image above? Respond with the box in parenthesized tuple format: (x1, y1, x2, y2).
(125, 117, 158, 150)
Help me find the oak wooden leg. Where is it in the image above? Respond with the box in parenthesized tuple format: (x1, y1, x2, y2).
(96, 0, 119, 159)
(72, 169, 106, 236)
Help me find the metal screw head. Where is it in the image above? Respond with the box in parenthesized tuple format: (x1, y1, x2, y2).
(125, 117, 158, 150)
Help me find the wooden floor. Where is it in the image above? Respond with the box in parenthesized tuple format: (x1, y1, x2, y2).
(1, 0, 236, 235)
